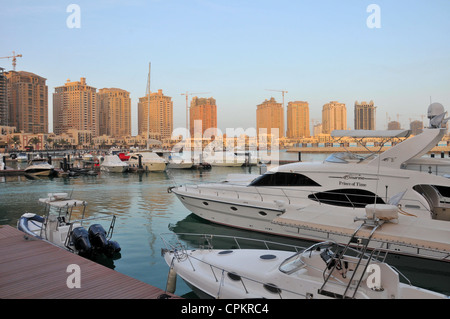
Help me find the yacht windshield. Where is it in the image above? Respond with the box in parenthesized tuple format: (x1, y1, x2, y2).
(279, 252, 305, 274)
(249, 172, 321, 187)
(325, 152, 367, 164)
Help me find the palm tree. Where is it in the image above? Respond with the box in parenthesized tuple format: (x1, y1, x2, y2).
(46, 138, 53, 150)
(8, 136, 20, 150)
(28, 137, 41, 150)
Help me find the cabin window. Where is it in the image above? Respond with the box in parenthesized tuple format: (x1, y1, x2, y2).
(249, 172, 321, 187)
(308, 188, 385, 208)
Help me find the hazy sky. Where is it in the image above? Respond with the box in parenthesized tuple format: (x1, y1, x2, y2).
(1, 0, 450, 135)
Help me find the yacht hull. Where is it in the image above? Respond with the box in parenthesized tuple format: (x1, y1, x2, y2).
(172, 189, 450, 262)
(100, 165, 128, 173)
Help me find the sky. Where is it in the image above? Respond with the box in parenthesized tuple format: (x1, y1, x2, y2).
(1, 0, 450, 136)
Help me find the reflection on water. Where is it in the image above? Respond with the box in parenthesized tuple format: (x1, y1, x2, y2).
(1, 153, 449, 297)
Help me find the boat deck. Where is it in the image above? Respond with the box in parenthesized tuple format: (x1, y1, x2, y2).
(0, 225, 181, 299)
(272, 205, 450, 261)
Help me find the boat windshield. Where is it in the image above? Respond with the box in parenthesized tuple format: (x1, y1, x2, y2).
(325, 152, 368, 164)
(279, 252, 305, 275)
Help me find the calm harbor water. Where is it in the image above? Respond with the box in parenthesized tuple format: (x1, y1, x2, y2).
(1, 152, 449, 297)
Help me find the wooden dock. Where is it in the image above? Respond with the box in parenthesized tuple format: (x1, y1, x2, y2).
(0, 225, 181, 299)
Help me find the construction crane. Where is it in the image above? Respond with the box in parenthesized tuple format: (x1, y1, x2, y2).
(0, 51, 22, 71)
(265, 89, 288, 108)
(180, 91, 210, 132)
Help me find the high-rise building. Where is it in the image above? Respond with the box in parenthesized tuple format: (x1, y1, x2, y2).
(410, 120, 423, 136)
(322, 101, 346, 134)
(97, 88, 131, 137)
(6, 70, 48, 133)
(138, 89, 173, 140)
(53, 78, 97, 136)
(388, 121, 401, 130)
(354, 100, 376, 130)
(189, 96, 217, 137)
(256, 97, 284, 137)
(287, 101, 310, 138)
(0, 67, 7, 126)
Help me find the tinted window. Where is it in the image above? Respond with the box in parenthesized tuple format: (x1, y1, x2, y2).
(308, 188, 385, 208)
(249, 172, 321, 187)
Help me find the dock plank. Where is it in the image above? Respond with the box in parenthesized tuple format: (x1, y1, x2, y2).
(0, 225, 181, 299)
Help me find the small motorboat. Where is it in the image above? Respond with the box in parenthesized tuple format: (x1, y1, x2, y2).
(161, 207, 449, 299)
(24, 162, 55, 176)
(101, 155, 129, 173)
(17, 193, 121, 259)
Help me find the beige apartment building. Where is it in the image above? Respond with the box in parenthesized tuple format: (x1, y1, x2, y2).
(189, 96, 217, 137)
(53, 78, 97, 136)
(322, 101, 347, 134)
(287, 101, 310, 138)
(6, 70, 48, 133)
(354, 100, 376, 130)
(0, 67, 7, 126)
(138, 89, 173, 140)
(256, 97, 284, 137)
(97, 88, 131, 137)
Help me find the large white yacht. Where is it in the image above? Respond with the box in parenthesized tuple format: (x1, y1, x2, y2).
(170, 103, 450, 261)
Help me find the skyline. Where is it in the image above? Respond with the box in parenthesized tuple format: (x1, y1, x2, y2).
(1, 1, 450, 135)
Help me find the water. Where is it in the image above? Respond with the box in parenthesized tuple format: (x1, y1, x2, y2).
(1, 152, 449, 297)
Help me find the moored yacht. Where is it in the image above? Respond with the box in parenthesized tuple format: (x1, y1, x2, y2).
(100, 155, 129, 172)
(24, 162, 55, 176)
(162, 208, 449, 299)
(127, 151, 167, 171)
(169, 103, 450, 261)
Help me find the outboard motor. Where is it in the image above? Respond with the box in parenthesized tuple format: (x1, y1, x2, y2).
(88, 224, 108, 251)
(104, 240, 121, 258)
(71, 227, 92, 257)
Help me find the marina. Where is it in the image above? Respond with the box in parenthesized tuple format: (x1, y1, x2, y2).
(1, 150, 450, 298)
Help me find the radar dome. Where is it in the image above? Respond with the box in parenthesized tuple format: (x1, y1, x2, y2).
(427, 102, 445, 119)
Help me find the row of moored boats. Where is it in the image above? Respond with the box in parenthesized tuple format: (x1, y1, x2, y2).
(161, 103, 450, 299)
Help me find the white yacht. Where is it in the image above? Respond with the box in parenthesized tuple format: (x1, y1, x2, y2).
(24, 162, 55, 176)
(127, 151, 167, 172)
(162, 210, 449, 299)
(155, 151, 193, 169)
(169, 103, 450, 261)
(100, 155, 129, 173)
(206, 151, 244, 167)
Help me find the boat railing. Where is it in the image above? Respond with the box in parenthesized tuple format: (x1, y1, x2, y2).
(161, 232, 311, 298)
(161, 232, 307, 254)
(177, 182, 431, 214)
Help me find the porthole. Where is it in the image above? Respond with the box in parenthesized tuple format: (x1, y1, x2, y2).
(263, 283, 281, 294)
(230, 206, 238, 211)
(181, 196, 185, 200)
(202, 201, 209, 206)
(218, 250, 233, 255)
(258, 211, 267, 216)
(260, 254, 277, 260)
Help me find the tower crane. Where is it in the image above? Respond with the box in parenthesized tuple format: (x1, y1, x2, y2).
(0, 51, 22, 71)
(180, 91, 210, 132)
(265, 89, 288, 108)
(265, 89, 288, 137)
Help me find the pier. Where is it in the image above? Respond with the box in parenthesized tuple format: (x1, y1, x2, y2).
(0, 225, 181, 299)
